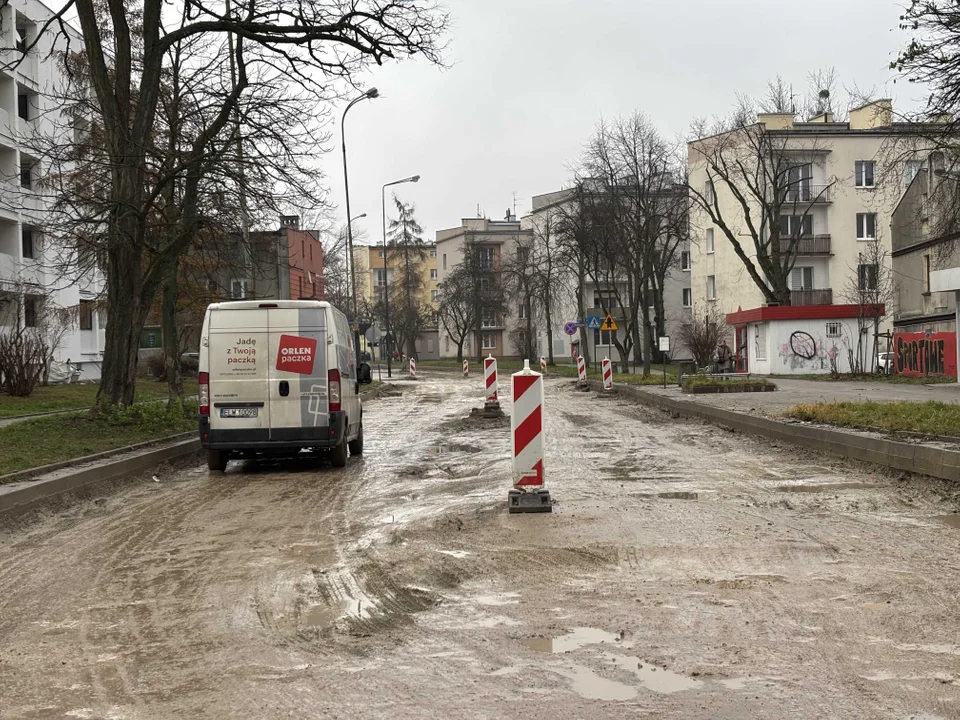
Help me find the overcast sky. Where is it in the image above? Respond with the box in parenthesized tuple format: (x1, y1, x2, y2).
(329, 0, 924, 246)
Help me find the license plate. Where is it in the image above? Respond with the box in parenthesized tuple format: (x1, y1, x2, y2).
(220, 407, 258, 418)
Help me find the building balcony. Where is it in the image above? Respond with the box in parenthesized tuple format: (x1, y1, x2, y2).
(783, 185, 831, 203)
(794, 234, 832, 255)
(790, 288, 833, 306)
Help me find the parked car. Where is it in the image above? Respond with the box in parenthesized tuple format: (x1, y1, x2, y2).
(877, 351, 894, 374)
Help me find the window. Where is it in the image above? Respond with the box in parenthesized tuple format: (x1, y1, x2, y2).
(681, 250, 691, 271)
(24, 297, 36, 327)
(923, 254, 931, 293)
(442, 253, 447, 270)
(790, 266, 814, 290)
(856, 213, 877, 240)
(431, 289, 438, 302)
(707, 275, 716, 300)
(430, 269, 438, 280)
(19, 159, 33, 189)
(705, 228, 715, 254)
(231, 279, 249, 299)
(481, 311, 498, 328)
(378, 250, 386, 258)
(21, 228, 33, 259)
(858, 263, 878, 291)
(15, 25, 27, 54)
(477, 246, 495, 268)
(517, 246, 530, 264)
(79, 300, 93, 330)
(309, 245, 313, 261)
(826, 321, 842, 338)
(481, 332, 497, 349)
(855, 160, 876, 188)
(518, 302, 528, 319)
(430, 248, 437, 257)
(298, 276, 303, 298)
(754, 323, 767, 360)
(682, 288, 692, 307)
(785, 164, 812, 200)
(704, 180, 715, 203)
(904, 160, 923, 187)
(595, 328, 615, 345)
(779, 214, 813, 237)
(593, 291, 615, 308)
(374, 268, 390, 286)
(17, 92, 29, 120)
(445, 336, 450, 351)
(207, 280, 217, 293)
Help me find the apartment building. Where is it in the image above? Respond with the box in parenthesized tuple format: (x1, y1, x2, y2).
(0, 1, 106, 379)
(688, 99, 932, 373)
(353, 240, 439, 359)
(435, 214, 532, 359)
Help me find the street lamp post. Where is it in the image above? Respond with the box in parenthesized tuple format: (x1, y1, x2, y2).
(341, 87, 378, 364)
(382, 174, 421, 378)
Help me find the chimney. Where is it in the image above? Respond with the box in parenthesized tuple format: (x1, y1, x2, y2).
(279, 215, 300, 230)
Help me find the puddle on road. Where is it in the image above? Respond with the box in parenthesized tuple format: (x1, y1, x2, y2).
(553, 664, 637, 701)
(936, 514, 960, 529)
(657, 491, 699, 500)
(605, 654, 703, 694)
(523, 627, 622, 653)
(301, 600, 354, 628)
(775, 482, 879, 493)
(475, 592, 521, 607)
(429, 443, 480, 455)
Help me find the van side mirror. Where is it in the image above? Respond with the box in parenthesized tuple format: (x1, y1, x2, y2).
(358, 362, 373, 385)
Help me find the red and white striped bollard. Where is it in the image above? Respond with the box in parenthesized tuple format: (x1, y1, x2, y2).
(508, 359, 551, 513)
(540, 356, 547, 373)
(463, 358, 469, 377)
(601, 357, 613, 391)
(577, 355, 587, 386)
(409, 357, 417, 380)
(484, 355, 498, 402)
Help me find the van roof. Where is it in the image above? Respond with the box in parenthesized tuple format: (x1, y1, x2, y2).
(208, 300, 332, 311)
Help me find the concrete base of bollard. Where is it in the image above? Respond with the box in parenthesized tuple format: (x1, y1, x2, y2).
(595, 389, 617, 398)
(507, 489, 552, 513)
(574, 382, 590, 392)
(470, 401, 505, 419)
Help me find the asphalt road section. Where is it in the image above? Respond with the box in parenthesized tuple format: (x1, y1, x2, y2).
(2, 376, 960, 718)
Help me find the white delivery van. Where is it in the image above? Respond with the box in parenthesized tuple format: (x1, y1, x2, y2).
(197, 300, 372, 471)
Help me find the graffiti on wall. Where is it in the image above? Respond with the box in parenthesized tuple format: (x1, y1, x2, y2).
(893, 332, 957, 377)
(778, 328, 851, 371)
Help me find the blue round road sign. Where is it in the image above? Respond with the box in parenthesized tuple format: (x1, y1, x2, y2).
(563, 321, 578, 336)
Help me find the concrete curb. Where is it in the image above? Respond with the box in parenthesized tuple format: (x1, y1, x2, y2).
(588, 379, 960, 482)
(0, 437, 201, 515)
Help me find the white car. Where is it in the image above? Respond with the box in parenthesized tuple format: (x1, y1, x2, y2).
(197, 300, 372, 471)
(877, 351, 894, 374)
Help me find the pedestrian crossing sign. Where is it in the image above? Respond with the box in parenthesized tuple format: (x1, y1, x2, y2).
(600, 314, 618, 331)
(586, 316, 602, 329)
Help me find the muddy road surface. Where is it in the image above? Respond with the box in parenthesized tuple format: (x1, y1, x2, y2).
(2, 375, 960, 718)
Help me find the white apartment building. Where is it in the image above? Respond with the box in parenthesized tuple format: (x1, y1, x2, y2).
(0, 0, 106, 379)
(688, 100, 930, 374)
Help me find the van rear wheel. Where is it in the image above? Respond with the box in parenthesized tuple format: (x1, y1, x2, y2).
(348, 422, 364, 456)
(207, 449, 228, 472)
(330, 438, 348, 468)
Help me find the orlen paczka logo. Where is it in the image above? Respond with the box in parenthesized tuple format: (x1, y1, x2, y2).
(276, 334, 317, 374)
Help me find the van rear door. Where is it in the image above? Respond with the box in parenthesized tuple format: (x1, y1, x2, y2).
(267, 305, 329, 441)
(207, 307, 271, 440)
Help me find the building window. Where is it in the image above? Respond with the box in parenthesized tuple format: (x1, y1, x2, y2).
(856, 213, 877, 240)
(17, 92, 29, 120)
(518, 302, 528, 319)
(445, 336, 450, 351)
(481, 332, 497, 349)
(855, 160, 876, 188)
(24, 297, 36, 327)
(477, 246, 495, 268)
(858, 263, 878, 291)
(754, 323, 767, 360)
(20, 159, 33, 189)
(923, 254, 931, 293)
(707, 275, 716, 300)
(378, 250, 386, 258)
(21, 228, 33, 259)
(481, 311, 498, 328)
(790, 266, 814, 290)
(298, 276, 303, 298)
(705, 228, 715, 254)
(431, 289, 438, 302)
(207, 280, 217, 293)
(682, 288, 692, 307)
(374, 268, 390, 286)
(231, 279, 249, 299)
(430, 269, 438, 280)
(904, 160, 923, 187)
(779, 214, 813, 237)
(430, 248, 437, 258)
(826, 321, 842, 338)
(704, 180, 715, 203)
(681, 250, 691, 271)
(442, 253, 447, 270)
(79, 300, 93, 330)
(595, 328, 615, 345)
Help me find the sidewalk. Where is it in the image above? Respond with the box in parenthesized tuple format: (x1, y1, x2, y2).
(647, 377, 960, 417)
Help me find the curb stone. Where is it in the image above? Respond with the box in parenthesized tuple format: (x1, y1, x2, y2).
(589, 379, 960, 483)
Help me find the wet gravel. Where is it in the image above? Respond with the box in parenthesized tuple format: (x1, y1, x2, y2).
(2, 375, 960, 718)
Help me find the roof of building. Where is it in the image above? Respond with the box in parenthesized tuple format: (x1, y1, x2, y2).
(726, 304, 886, 325)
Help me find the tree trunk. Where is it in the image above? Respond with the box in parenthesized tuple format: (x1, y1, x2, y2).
(97, 242, 146, 407)
(545, 299, 554, 365)
(640, 300, 653, 376)
(162, 257, 183, 408)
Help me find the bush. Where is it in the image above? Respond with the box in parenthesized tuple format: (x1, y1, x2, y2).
(180, 355, 199, 376)
(144, 353, 199, 381)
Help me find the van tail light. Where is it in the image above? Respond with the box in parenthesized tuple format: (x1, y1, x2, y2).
(199, 372, 210, 415)
(328, 369, 341, 412)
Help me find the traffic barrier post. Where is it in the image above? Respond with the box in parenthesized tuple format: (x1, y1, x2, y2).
(602, 357, 613, 392)
(463, 358, 469, 377)
(508, 360, 551, 513)
(409, 357, 417, 380)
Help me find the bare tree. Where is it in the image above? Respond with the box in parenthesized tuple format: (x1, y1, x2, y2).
(502, 239, 538, 360)
(436, 264, 475, 363)
(23, 0, 447, 407)
(0, 284, 73, 396)
(839, 236, 896, 373)
(676, 303, 726, 369)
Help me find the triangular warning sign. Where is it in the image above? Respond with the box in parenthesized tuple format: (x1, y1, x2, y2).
(600, 314, 618, 331)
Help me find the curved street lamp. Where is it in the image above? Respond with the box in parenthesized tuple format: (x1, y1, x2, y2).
(341, 87, 379, 362)
(382, 174, 420, 377)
